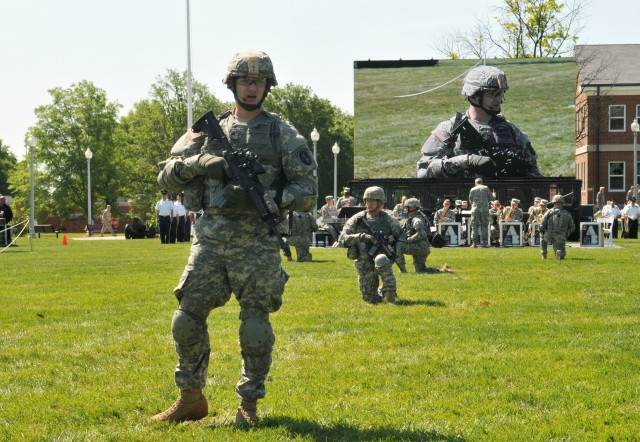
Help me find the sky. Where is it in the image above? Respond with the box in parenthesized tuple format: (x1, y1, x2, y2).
(0, 0, 636, 160)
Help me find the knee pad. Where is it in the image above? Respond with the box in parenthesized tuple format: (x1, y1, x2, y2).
(239, 318, 274, 356)
(171, 309, 206, 346)
(374, 254, 392, 272)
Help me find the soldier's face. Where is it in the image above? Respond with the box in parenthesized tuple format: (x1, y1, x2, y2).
(482, 90, 505, 113)
(365, 199, 382, 216)
(235, 76, 267, 106)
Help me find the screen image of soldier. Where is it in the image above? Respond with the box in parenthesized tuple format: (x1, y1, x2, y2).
(153, 50, 317, 425)
(286, 210, 318, 262)
(338, 186, 407, 305)
(402, 198, 452, 274)
(468, 178, 493, 247)
(417, 65, 541, 179)
(539, 194, 575, 260)
(318, 195, 339, 243)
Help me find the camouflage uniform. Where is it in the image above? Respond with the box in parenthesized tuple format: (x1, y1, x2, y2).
(157, 109, 317, 401)
(416, 66, 541, 180)
(468, 180, 493, 247)
(401, 198, 440, 273)
(540, 196, 575, 259)
(433, 207, 455, 227)
(286, 211, 318, 262)
(318, 198, 339, 242)
(338, 210, 406, 304)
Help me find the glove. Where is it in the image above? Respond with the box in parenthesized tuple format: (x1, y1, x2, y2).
(215, 185, 253, 210)
(197, 154, 229, 180)
(359, 233, 374, 245)
(468, 154, 497, 177)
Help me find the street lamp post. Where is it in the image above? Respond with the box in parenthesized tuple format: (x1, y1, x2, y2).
(631, 120, 639, 203)
(310, 128, 320, 215)
(332, 142, 340, 202)
(27, 136, 36, 238)
(85, 148, 93, 237)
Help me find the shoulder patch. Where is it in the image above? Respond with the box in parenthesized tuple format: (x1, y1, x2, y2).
(299, 149, 312, 165)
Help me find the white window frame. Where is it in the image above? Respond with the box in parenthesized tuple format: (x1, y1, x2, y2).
(608, 161, 625, 191)
(609, 105, 626, 132)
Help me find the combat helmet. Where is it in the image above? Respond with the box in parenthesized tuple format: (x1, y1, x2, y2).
(223, 49, 278, 87)
(552, 194, 565, 205)
(403, 197, 421, 209)
(462, 66, 509, 97)
(363, 186, 385, 201)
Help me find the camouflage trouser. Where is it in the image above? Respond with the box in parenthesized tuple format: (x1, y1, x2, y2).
(293, 244, 311, 262)
(541, 234, 566, 259)
(471, 211, 490, 246)
(354, 254, 395, 303)
(171, 215, 288, 401)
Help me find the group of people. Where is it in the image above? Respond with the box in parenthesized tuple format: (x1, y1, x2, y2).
(147, 51, 630, 427)
(154, 191, 193, 244)
(0, 194, 14, 247)
(593, 190, 640, 240)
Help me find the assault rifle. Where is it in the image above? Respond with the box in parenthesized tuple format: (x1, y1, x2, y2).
(359, 216, 407, 273)
(191, 111, 292, 259)
(449, 112, 528, 176)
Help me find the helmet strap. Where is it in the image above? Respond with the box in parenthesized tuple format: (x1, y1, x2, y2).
(468, 94, 500, 116)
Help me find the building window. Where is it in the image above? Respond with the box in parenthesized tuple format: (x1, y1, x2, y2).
(609, 105, 625, 132)
(609, 161, 625, 191)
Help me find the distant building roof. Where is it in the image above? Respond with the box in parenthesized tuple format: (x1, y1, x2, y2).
(576, 44, 640, 86)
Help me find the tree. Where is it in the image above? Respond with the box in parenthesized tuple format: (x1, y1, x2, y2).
(264, 84, 354, 205)
(0, 139, 17, 195)
(116, 69, 225, 219)
(494, 0, 587, 58)
(30, 81, 121, 221)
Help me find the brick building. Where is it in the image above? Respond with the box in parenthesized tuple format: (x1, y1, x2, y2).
(575, 44, 640, 206)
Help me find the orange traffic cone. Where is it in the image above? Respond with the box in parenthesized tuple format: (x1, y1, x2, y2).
(62, 234, 68, 246)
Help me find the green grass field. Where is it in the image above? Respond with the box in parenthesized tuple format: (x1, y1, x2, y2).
(1, 234, 639, 441)
(354, 58, 576, 179)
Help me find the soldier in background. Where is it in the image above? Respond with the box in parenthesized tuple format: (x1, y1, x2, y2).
(100, 204, 116, 237)
(596, 186, 606, 211)
(153, 50, 317, 425)
(489, 199, 503, 246)
(338, 186, 406, 304)
(501, 198, 523, 222)
(402, 198, 452, 274)
(540, 194, 575, 260)
(433, 198, 455, 228)
(318, 195, 339, 243)
(336, 187, 356, 209)
(417, 65, 541, 179)
(392, 195, 408, 220)
(468, 178, 492, 247)
(286, 210, 318, 262)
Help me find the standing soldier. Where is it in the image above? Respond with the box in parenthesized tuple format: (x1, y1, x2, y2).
(417, 65, 541, 179)
(402, 198, 452, 274)
(468, 178, 493, 247)
(153, 49, 317, 425)
(540, 195, 575, 260)
(100, 205, 116, 237)
(286, 210, 318, 262)
(338, 186, 406, 305)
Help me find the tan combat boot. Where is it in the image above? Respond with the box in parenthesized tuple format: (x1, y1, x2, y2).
(151, 389, 208, 423)
(307, 252, 313, 262)
(440, 264, 453, 273)
(386, 291, 397, 304)
(470, 242, 477, 248)
(235, 399, 258, 425)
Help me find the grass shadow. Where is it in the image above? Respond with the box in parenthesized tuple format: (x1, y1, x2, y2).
(209, 415, 466, 441)
(396, 299, 447, 307)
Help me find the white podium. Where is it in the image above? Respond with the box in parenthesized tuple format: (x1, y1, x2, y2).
(500, 222, 524, 247)
(438, 222, 462, 247)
